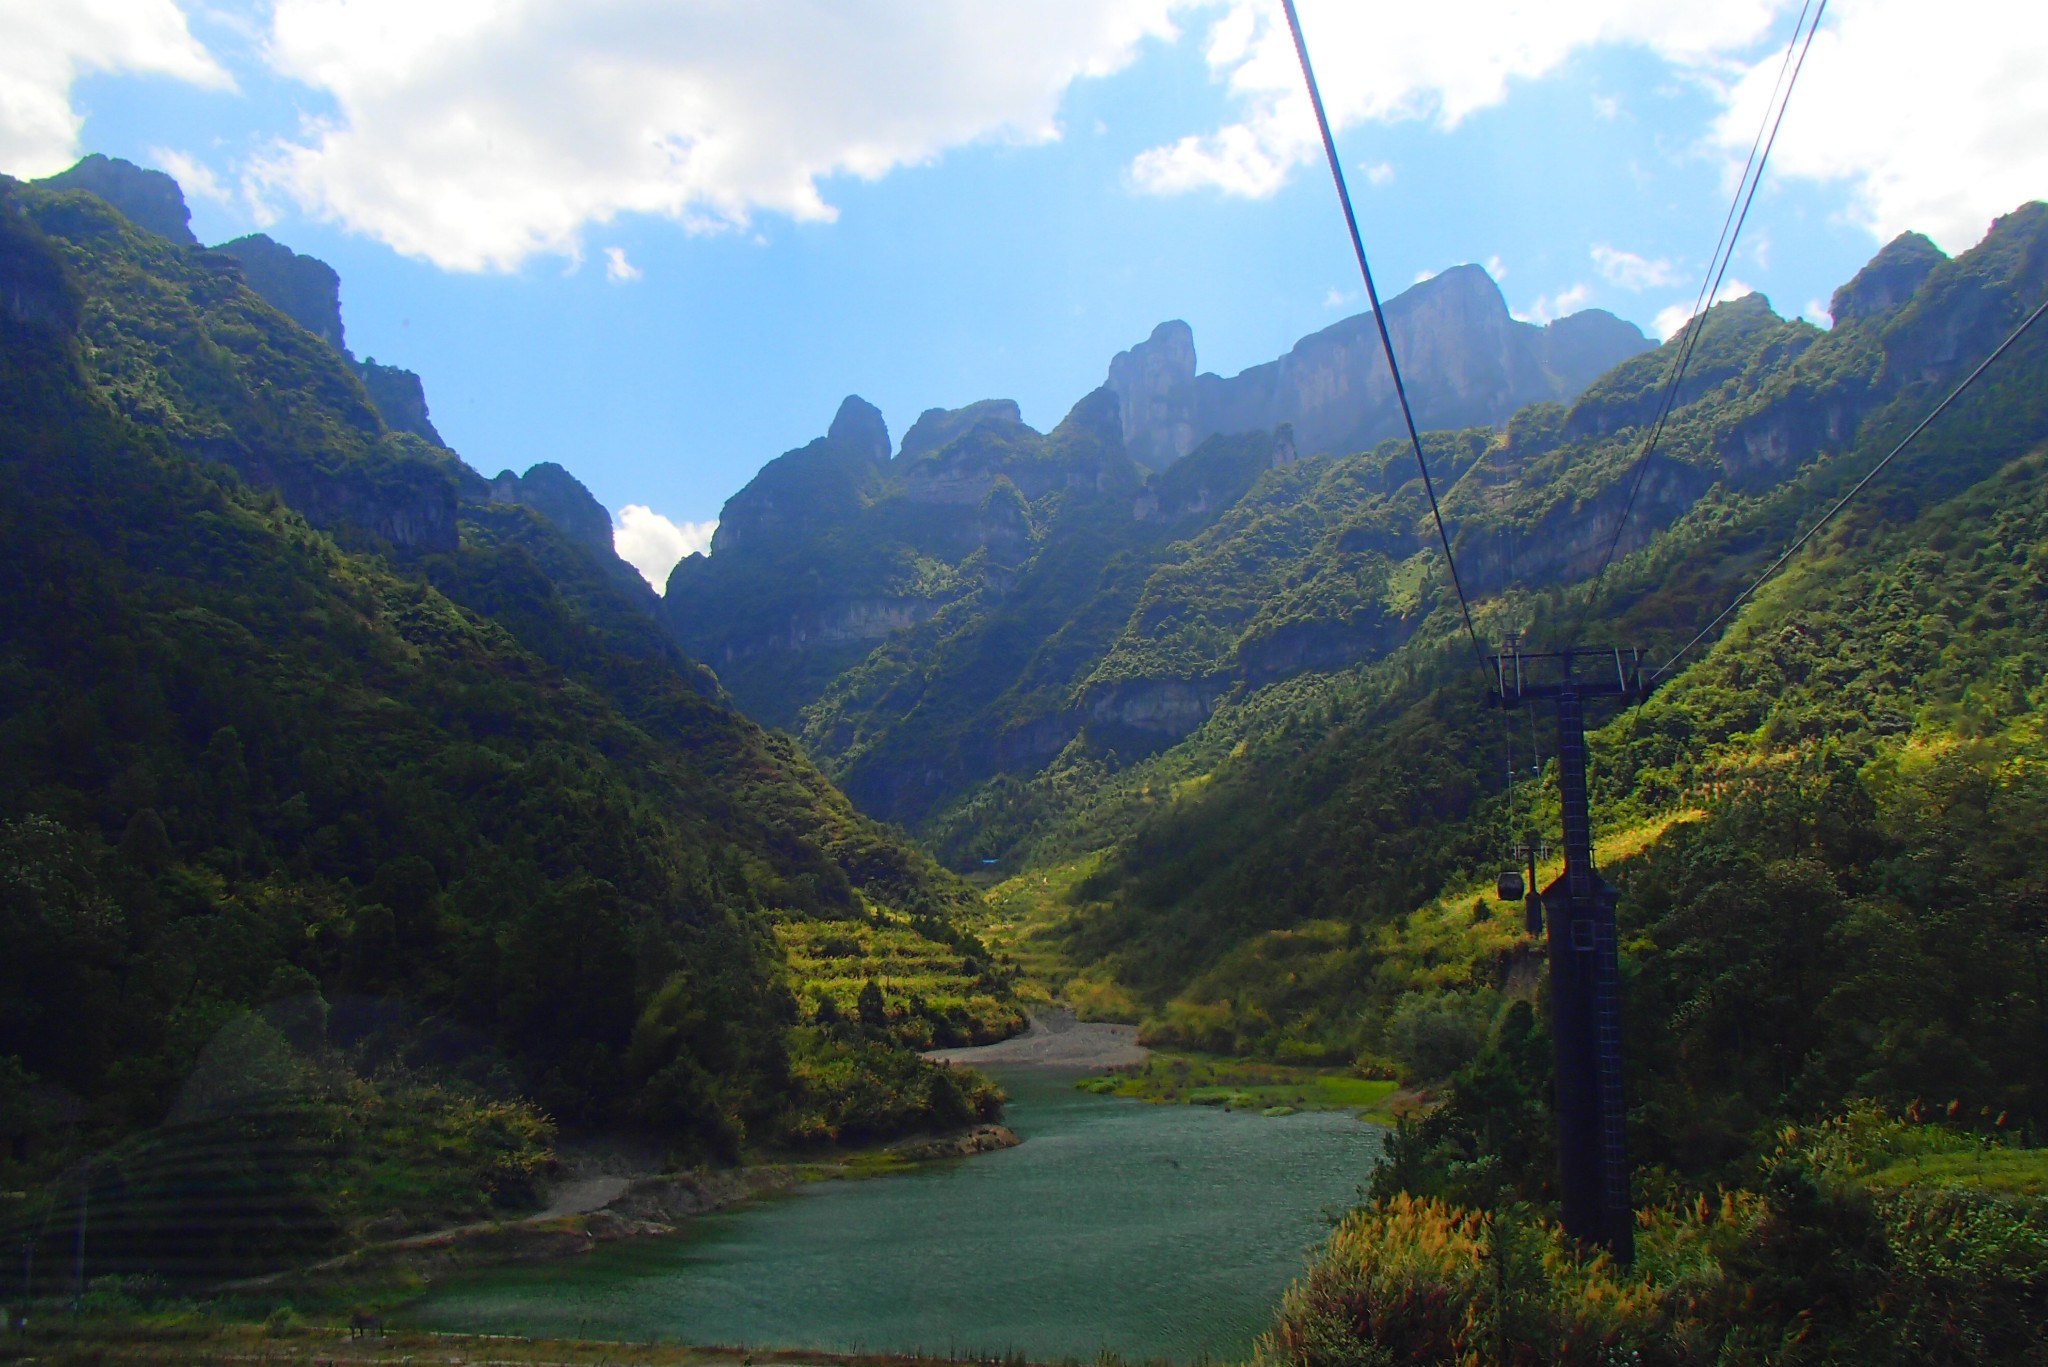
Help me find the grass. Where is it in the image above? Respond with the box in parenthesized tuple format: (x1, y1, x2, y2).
(1077, 1053, 1400, 1123)
(971, 856, 1147, 1020)
(1863, 1148, 2048, 1194)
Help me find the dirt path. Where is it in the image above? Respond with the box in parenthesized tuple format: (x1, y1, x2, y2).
(536, 1175, 633, 1218)
(924, 1007, 1145, 1069)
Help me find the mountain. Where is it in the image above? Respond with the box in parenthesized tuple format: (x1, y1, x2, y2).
(1163, 207, 2048, 1364)
(1105, 265, 1652, 470)
(36, 153, 198, 245)
(211, 232, 346, 350)
(662, 388, 1150, 728)
(43, 157, 450, 452)
(982, 201, 2048, 1047)
(662, 264, 1652, 840)
(0, 164, 1018, 1281)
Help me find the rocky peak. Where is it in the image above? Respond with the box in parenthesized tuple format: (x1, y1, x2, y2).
(490, 461, 616, 560)
(899, 399, 1025, 461)
(1537, 308, 1661, 389)
(1051, 386, 1125, 450)
(213, 233, 345, 351)
(354, 359, 443, 445)
(827, 395, 892, 464)
(1270, 423, 1298, 467)
(35, 155, 197, 246)
(1103, 268, 1651, 471)
(1106, 320, 1199, 470)
(709, 398, 893, 556)
(1831, 232, 1947, 327)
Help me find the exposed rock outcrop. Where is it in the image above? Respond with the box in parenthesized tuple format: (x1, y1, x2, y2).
(706, 394, 890, 556)
(213, 233, 346, 350)
(1106, 266, 1652, 469)
(886, 1124, 1022, 1160)
(1831, 232, 1946, 327)
(1107, 320, 1200, 469)
(900, 398, 1024, 461)
(35, 155, 197, 245)
(207, 231, 445, 445)
(490, 460, 616, 559)
(353, 357, 444, 444)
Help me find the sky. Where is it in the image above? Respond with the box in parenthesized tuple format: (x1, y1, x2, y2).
(7, 1, 2046, 590)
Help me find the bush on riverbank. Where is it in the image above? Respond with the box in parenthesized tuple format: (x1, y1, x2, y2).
(782, 1027, 1003, 1146)
(1259, 1110, 2048, 1365)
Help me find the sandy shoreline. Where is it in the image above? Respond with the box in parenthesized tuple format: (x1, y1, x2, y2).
(924, 1007, 1146, 1070)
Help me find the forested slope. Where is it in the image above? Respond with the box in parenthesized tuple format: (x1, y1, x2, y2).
(1023, 202, 2048, 1364)
(0, 174, 1014, 1283)
(979, 206, 2048, 1029)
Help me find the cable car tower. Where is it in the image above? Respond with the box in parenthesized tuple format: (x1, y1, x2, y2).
(1491, 645, 1652, 1262)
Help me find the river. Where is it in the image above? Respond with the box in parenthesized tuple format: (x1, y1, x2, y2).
(404, 1066, 1385, 1362)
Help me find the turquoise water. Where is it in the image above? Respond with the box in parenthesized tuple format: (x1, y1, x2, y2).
(405, 1068, 1384, 1362)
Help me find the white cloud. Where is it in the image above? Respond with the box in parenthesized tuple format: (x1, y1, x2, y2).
(1592, 93, 1621, 120)
(1802, 297, 1832, 327)
(1484, 253, 1507, 281)
(1129, 0, 1785, 199)
(1361, 160, 1394, 187)
(248, 0, 1189, 271)
(602, 246, 640, 283)
(1322, 285, 1355, 308)
(1413, 267, 1438, 285)
(1654, 277, 1754, 340)
(1519, 282, 1592, 325)
(1709, 0, 2048, 252)
(1591, 243, 1678, 290)
(0, 1, 231, 176)
(150, 146, 230, 205)
(613, 505, 716, 593)
(1129, 0, 2048, 254)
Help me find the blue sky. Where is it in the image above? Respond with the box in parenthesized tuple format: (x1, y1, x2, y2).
(9, 1, 2045, 587)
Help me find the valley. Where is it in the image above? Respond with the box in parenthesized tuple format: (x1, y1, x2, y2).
(6, 147, 2048, 1365)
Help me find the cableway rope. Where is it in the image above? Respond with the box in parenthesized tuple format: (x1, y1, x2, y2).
(1280, 0, 1489, 678)
(1571, 0, 1827, 642)
(1651, 290, 2048, 683)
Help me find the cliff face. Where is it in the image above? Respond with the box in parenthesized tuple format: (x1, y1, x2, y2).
(1831, 231, 1945, 326)
(210, 234, 445, 446)
(1107, 322, 1200, 469)
(1106, 266, 1652, 470)
(490, 461, 615, 558)
(35, 155, 197, 246)
(353, 359, 444, 445)
(788, 208, 2048, 860)
(662, 388, 1148, 728)
(213, 233, 346, 350)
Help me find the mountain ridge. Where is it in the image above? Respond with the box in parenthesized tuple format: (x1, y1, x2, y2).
(1106, 264, 1653, 469)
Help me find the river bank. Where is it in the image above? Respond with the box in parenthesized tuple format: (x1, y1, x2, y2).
(924, 1008, 1144, 1069)
(401, 1065, 1386, 1362)
(0, 1321, 1053, 1366)
(212, 1124, 1021, 1299)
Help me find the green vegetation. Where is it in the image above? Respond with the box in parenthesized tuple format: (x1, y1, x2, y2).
(775, 914, 1025, 1048)
(16, 154, 2048, 1355)
(863, 208, 2048, 1355)
(1077, 1055, 1399, 1121)
(1262, 1109, 2048, 1364)
(0, 172, 1013, 1288)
